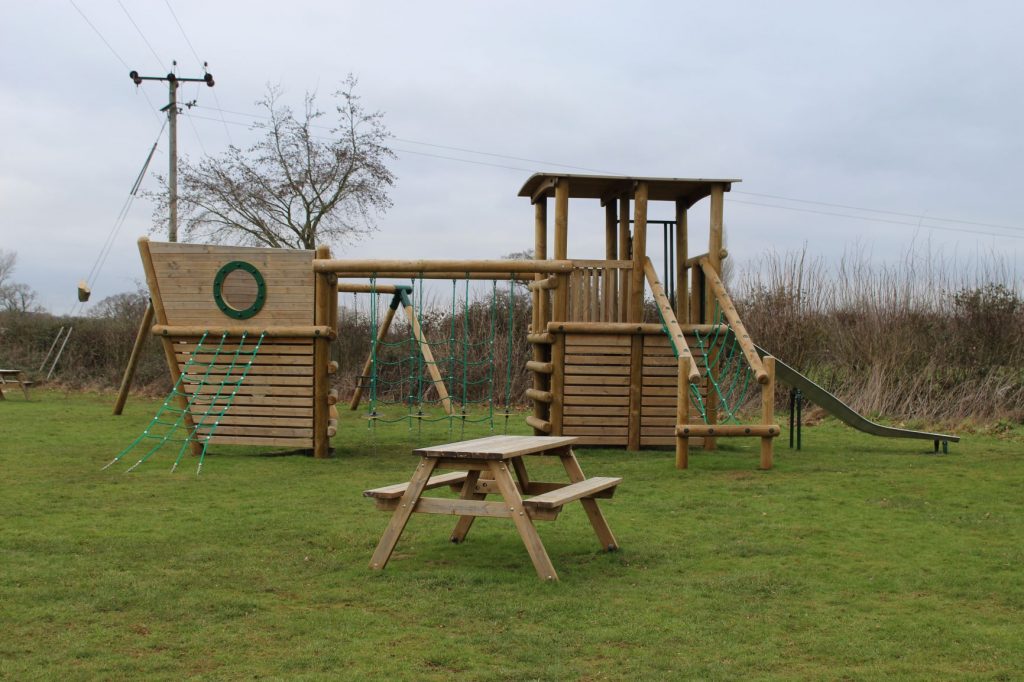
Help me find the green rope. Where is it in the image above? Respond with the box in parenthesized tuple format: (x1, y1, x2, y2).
(105, 331, 265, 474)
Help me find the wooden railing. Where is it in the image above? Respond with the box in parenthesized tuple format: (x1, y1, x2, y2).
(566, 260, 632, 323)
(697, 258, 768, 384)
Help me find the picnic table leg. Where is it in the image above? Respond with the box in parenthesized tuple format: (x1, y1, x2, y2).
(560, 448, 619, 551)
(449, 469, 484, 543)
(489, 459, 559, 581)
(369, 457, 437, 571)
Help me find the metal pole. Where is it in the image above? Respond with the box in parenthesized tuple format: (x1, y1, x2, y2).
(47, 327, 73, 380)
(39, 326, 65, 372)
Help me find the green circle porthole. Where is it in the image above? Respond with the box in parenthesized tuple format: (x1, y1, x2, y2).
(213, 261, 267, 320)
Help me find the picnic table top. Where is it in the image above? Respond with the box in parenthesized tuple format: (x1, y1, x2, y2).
(0, 369, 24, 375)
(413, 435, 578, 460)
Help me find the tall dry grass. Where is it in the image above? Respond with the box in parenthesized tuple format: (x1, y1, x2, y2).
(733, 244, 1024, 425)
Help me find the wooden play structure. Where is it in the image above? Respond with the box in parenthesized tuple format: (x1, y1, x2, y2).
(517, 173, 778, 468)
(116, 172, 780, 471)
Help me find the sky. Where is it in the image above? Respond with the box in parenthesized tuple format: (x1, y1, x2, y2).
(2, 1, 1023, 314)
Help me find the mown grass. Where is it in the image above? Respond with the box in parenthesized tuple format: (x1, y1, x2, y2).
(1, 391, 1022, 680)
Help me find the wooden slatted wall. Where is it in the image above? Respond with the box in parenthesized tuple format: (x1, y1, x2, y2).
(147, 242, 317, 449)
(640, 333, 709, 447)
(560, 333, 631, 445)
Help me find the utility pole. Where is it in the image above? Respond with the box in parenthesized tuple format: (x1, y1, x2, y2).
(130, 62, 214, 242)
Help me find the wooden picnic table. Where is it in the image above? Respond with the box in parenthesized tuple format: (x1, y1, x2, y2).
(364, 435, 621, 581)
(0, 369, 32, 400)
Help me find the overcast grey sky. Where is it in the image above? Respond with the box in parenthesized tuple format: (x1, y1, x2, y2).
(2, 1, 1022, 313)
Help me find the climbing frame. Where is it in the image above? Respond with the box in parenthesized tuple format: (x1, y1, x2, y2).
(136, 238, 338, 459)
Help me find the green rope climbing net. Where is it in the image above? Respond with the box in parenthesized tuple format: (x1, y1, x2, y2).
(363, 276, 519, 440)
(653, 301, 755, 425)
(104, 331, 266, 474)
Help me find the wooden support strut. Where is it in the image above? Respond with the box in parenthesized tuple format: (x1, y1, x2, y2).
(698, 258, 769, 384)
(152, 324, 335, 339)
(112, 299, 155, 415)
(313, 259, 573, 274)
(642, 258, 701, 383)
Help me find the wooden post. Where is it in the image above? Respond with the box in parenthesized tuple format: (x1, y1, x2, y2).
(313, 245, 332, 459)
(349, 304, 398, 411)
(618, 196, 630, 321)
(553, 178, 569, 260)
(532, 198, 551, 432)
(760, 355, 776, 470)
(604, 201, 617, 321)
(675, 200, 688, 325)
(707, 183, 724, 318)
(549, 332, 565, 436)
(676, 355, 690, 469)
(403, 298, 453, 415)
(629, 182, 648, 324)
(627, 335, 643, 451)
(112, 300, 154, 415)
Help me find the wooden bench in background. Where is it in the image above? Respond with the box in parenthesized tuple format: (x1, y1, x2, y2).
(0, 369, 32, 400)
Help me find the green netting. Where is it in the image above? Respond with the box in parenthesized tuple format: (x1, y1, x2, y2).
(363, 276, 518, 441)
(684, 302, 754, 425)
(104, 331, 266, 474)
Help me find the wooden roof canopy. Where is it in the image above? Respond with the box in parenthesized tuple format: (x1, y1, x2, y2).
(518, 173, 740, 208)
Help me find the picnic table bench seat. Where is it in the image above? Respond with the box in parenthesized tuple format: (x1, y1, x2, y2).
(521, 476, 621, 510)
(363, 471, 469, 499)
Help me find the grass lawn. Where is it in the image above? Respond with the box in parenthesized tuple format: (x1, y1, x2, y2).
(1, 390, 1022, 680)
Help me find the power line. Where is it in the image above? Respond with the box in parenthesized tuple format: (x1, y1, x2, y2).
(185, 110, 536, 169)
(182, 104, 1024, 242)
(68, 0, 162, 122)
(728, 198, 1024, 241)
(162, 0, 201, 63)
(69, 0, 129, 69)
(117, 0, 166, 72)
(161, 0, 233, 144)
(733, 190, 1024, 235)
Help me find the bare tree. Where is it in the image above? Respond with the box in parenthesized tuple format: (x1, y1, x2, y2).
(151, 75, 396, 250)
(0, 250, 42, 314)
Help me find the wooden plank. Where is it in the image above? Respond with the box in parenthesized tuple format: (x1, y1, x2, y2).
(564, 333, 631, 347)
(196, 425, 313, 438)
(564, 405, 629, 416)
(201, 415, 312, 428)
(363, 471, 470, 499)
(564, 354, 631, 366)
(523, 476, 620, 510)
(204, 435, 312, 447)
(564, 416, 628, 427)
(414, 435, 577, 459)
(215, 405, 312, 417)
(565, 375, 629, 386)
(563, 426, 628, 436)
(488, 460, 559, 581)
(563, 364, 629, 376)
(369, 457, 438, 570)
(182, 374, 312, 386)
(183, 383, 313, 397)
(564, 385, 629, 396)
(563, 394, 629, 406)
